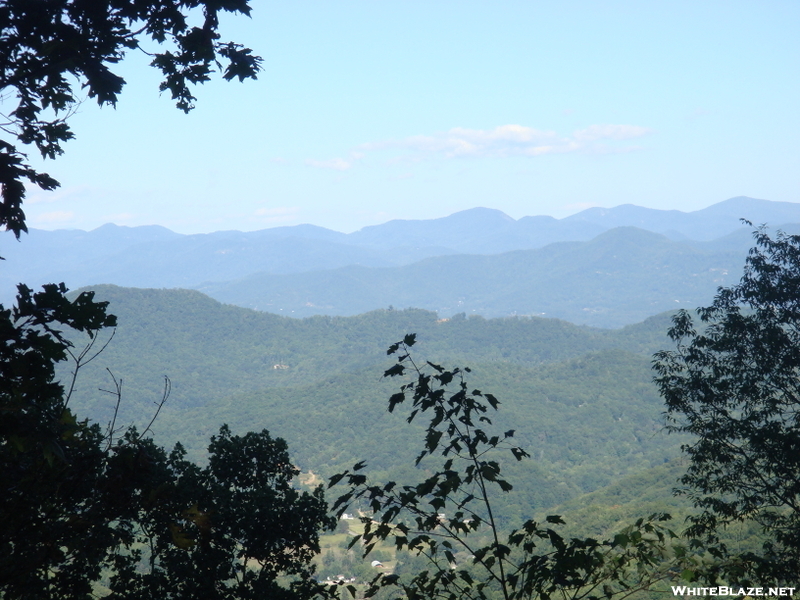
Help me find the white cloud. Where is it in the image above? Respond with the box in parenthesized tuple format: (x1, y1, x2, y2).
(299, 124, 653, 173)
(360, 123, 652, 162)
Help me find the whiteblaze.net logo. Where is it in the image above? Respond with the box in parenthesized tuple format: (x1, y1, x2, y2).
(671, 587, 796, 597)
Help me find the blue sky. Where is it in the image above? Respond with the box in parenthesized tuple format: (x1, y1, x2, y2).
(21, 0, 800, 234)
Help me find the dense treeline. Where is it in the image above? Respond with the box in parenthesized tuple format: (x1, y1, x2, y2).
(64, 285, 682, 520)
(66, 285, 672, 416)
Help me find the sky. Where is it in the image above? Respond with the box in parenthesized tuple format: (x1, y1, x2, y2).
(19, 0, 800, 234)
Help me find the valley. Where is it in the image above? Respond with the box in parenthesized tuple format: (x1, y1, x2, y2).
(9, 196, 800, 595)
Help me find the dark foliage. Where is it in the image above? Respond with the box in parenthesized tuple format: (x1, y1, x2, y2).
(0, 0, 261, 238)
(654, 224, 800, 583)
(332, 335, 689, 600)
(0, 283, 118, 597)
(105, 426, 335, 600)
(0, 284, 334, 599)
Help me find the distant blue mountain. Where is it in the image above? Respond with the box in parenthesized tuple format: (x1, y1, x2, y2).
(561, 196, 799, 241)
(2, 196, 799, 325)
(197, 226, 761, 328)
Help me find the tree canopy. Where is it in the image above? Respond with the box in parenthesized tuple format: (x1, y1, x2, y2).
(0, 284, 335, 599)
(0, 6, 350, 597)
(653, 224, 800, 583)
(0, 284, 117, 597)
(0, 0, 261, 237)
(332, 334, 691, 600)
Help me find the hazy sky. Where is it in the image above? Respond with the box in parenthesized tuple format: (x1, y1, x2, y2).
(20, 0, 800, 234)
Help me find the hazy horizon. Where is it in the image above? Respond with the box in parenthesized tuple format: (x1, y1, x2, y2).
(14, 1, 798, 235)
(20, 195, 782, 236)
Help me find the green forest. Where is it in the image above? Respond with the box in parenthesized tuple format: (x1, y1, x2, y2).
(64, 285, 681, 514)
(4, 263, 794, 598)
(2, 1, 799, 599)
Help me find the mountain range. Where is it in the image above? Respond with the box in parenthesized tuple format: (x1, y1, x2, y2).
(3, 196, 799, 327)
(5, 197, 785, 553)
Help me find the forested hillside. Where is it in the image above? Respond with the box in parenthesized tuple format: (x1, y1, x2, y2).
(66, 285, 684, 520)
(5, 0, 796, 593)
(199, 226, 749, 326)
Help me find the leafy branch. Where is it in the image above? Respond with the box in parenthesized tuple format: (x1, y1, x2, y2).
(332, 334, 695, 600)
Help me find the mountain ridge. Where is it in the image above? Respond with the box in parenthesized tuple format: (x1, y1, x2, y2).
(62, 284, 682, 514)
(196, 225, 751, 327)
(3, 196, 799, 326)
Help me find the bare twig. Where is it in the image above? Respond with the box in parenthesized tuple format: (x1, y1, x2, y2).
(99, 368, 123, 450)
(140, 376, 171, 439)
(63, 328, 116, 409)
